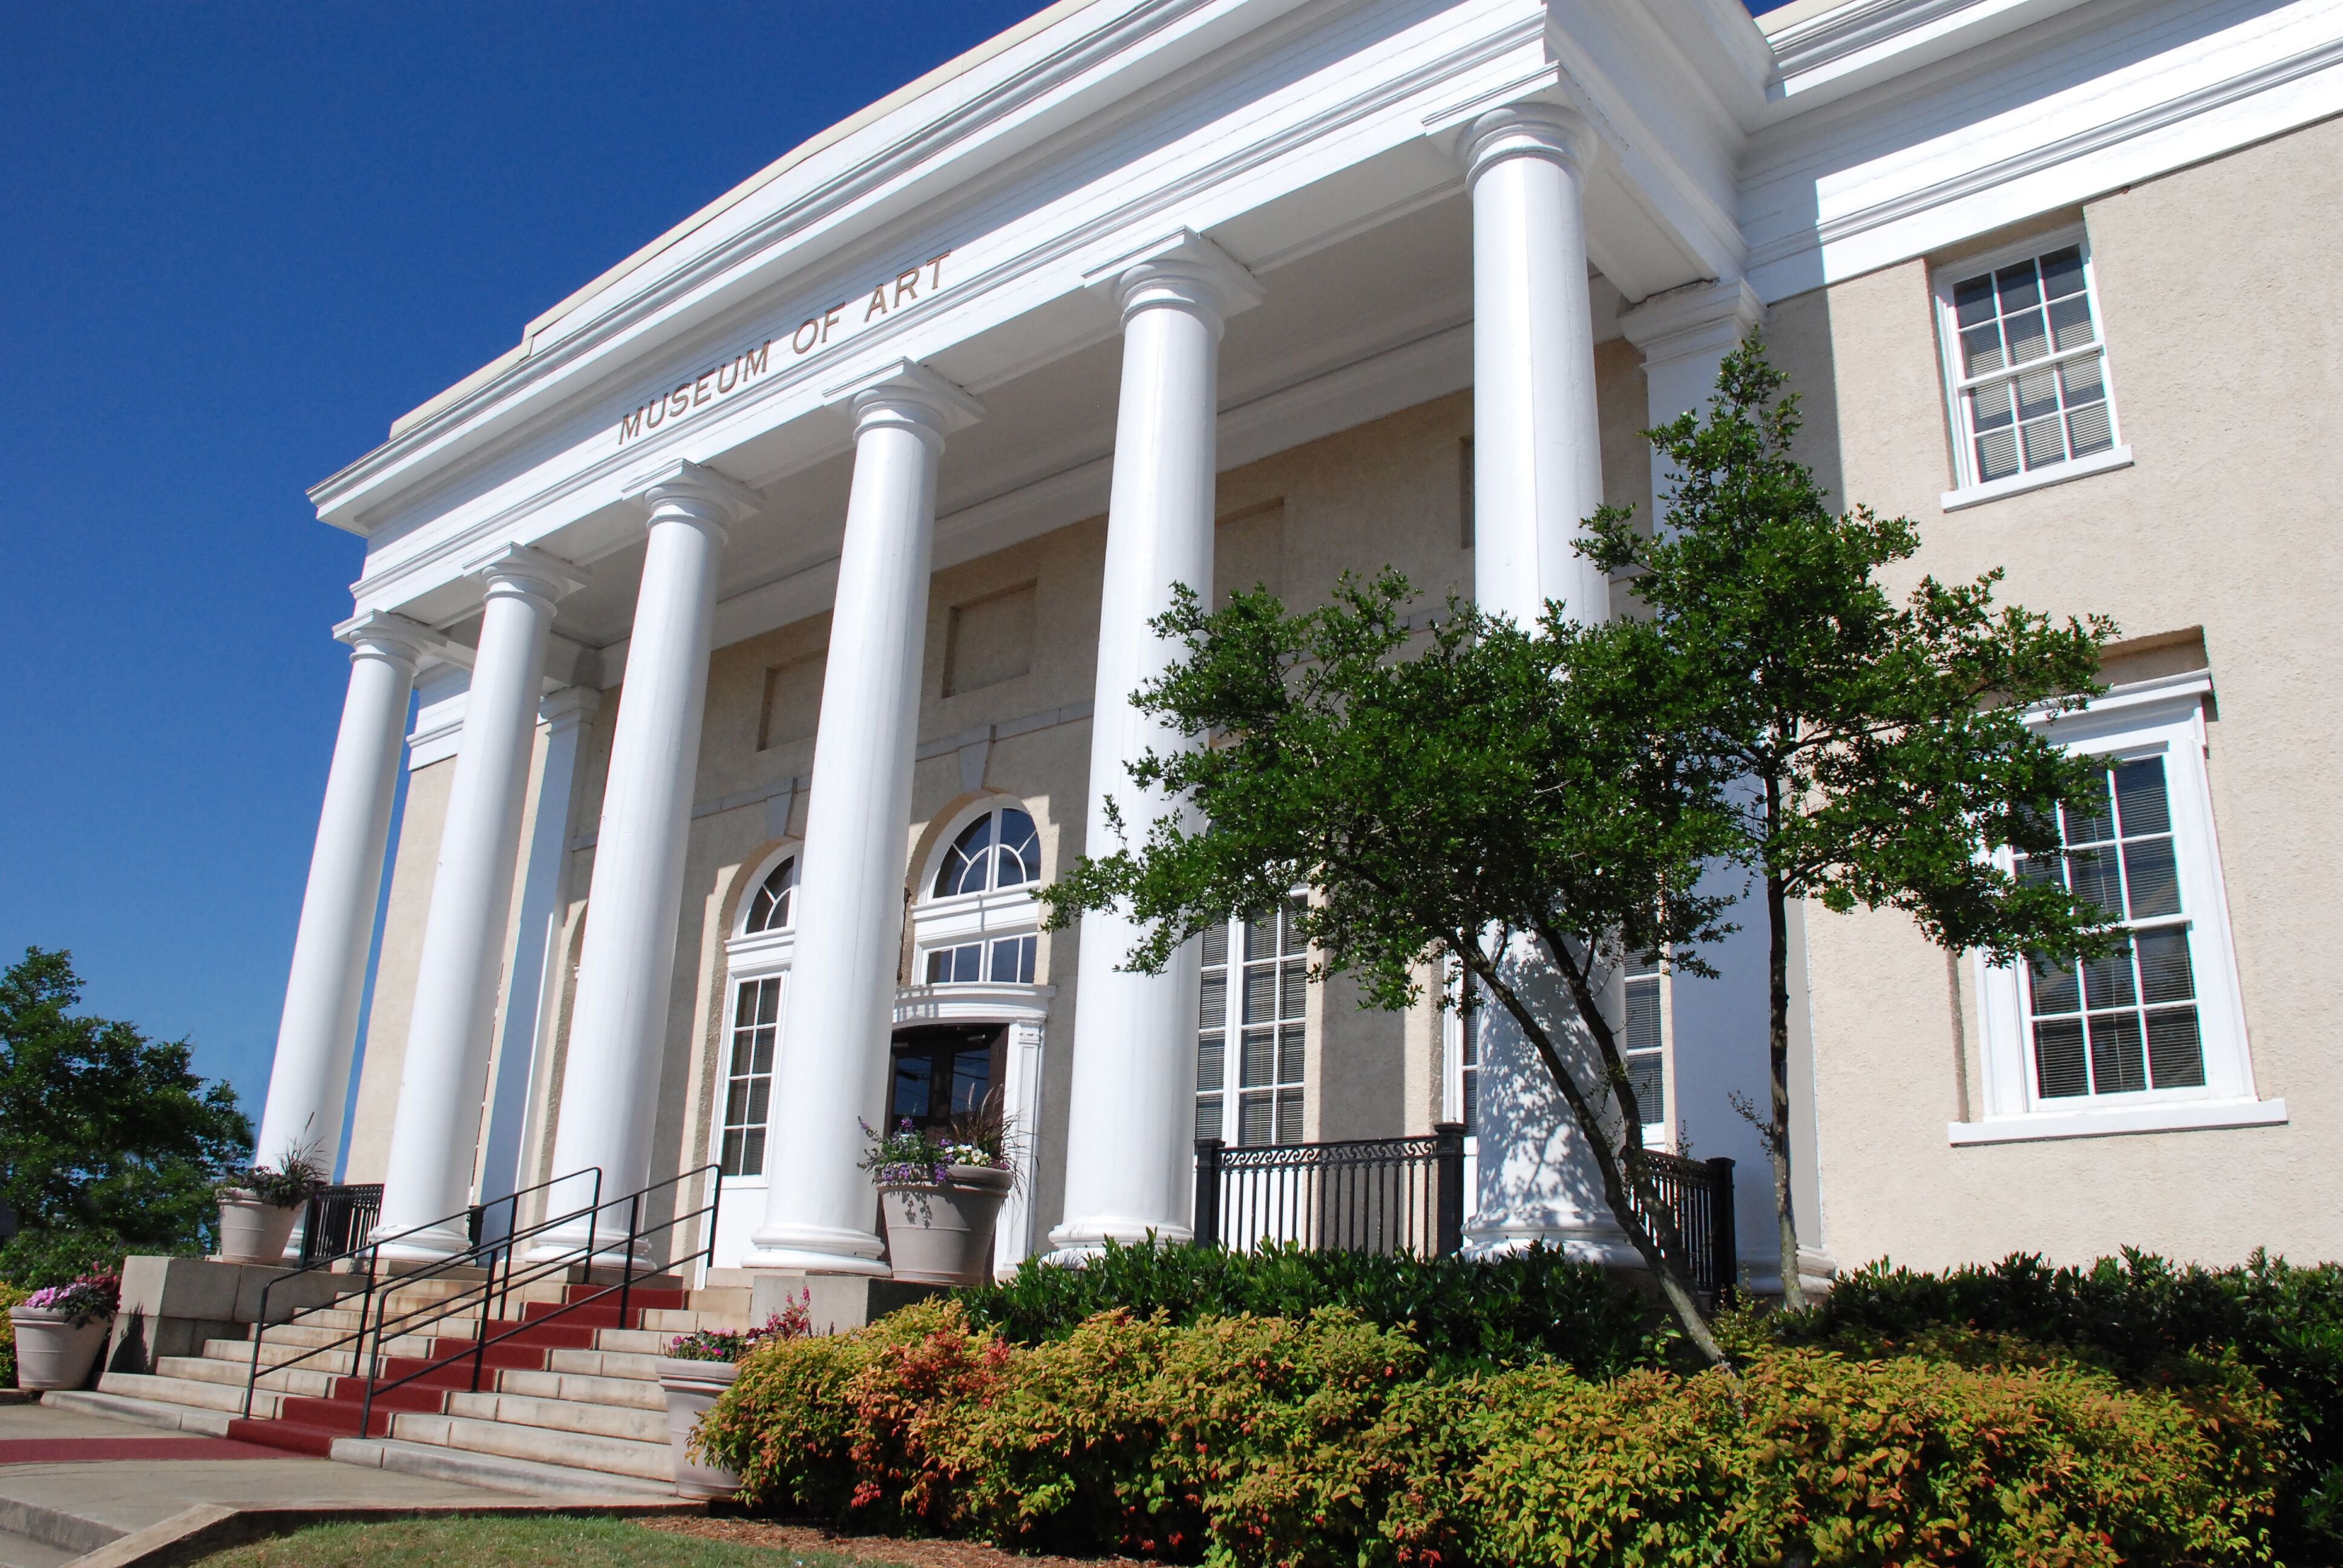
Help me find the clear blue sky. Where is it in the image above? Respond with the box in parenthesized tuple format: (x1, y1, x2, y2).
(1, 1, 1789, 1140)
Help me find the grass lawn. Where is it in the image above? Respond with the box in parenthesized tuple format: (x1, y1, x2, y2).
(192, 1514, 898, 1567)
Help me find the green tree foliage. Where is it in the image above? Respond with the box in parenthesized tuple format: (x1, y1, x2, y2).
(0, 947, 251, 1283)
(1040, 573, 1743, 1362)
(1581, 340, 2117, 1308)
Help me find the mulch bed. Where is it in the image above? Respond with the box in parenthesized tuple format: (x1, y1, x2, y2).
(644, 1515, 1158, 1568)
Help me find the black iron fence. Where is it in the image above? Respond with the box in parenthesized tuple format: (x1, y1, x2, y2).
(1194, 1125, 1466, 1257)
(1625, 1151, 1737, 1299)
(297, 1184, 382, 1266)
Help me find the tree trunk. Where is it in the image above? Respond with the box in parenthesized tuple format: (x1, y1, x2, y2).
(1765, 855, 1806, 1312)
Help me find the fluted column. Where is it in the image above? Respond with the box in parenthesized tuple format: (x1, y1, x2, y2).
(1464, 103, 1608, 630)
(537, 462, 759, 1256)
(750, 362, 981, 1274)
(375, 546, 585, 1259)
(1049, 234, 1260, 1259)
(254, 612, 431, 1177)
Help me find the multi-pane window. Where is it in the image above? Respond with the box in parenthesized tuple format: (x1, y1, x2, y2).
(2017, 755, 2204, 1100)
(1941, 240, 2118, 489)
(924, 933, 1036, 985)
(889, 1028, 996, 1132)
(719, 977, 781, 1176)
(933, 806, 1041, 897)
(743, 857, 795, 933)
(1454, 975, 1480, 1134)
(1623, 950, 1666, 1132)
(1196, 899, 1308, 1147)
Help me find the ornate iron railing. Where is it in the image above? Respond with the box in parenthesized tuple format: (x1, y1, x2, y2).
(1625, 1150, 1737, 1299)
(297, 1184, 382, 1266)
(1194, 1125, 1466, 1257)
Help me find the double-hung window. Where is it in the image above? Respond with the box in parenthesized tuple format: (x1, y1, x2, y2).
(1957, 675, 2281, 1143)
(1196, 898, 1309, 1147)
(1935, 232, 2131, 508)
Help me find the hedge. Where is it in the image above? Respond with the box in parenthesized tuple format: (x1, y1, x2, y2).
(695, 1298, 2279, 1568)
(0, 1281, 22, 1388)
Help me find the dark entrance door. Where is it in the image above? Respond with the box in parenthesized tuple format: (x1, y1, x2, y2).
(887, 1024, 1005, 1133)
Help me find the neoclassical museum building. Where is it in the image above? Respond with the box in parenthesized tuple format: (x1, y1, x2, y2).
(254, 0, 2343, 1294)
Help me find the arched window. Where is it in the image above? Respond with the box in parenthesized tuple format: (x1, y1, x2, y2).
(932, 806, 1040, 898)
(742, 856, 796, 934)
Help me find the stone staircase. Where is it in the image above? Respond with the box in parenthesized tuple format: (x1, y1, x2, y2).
(77, 1271, 752, 1496)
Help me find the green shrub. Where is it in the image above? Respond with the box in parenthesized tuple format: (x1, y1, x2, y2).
(697, 1301, 2276, 1568)
(1775, 1249, 2343, 1557)
(0, 1229, 134, 1291)
(956, 1238, 1666, 1376)
(0, 1281, 24, 1387)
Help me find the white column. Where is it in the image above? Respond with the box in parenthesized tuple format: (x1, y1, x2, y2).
(1048, 234, 1260, 1259)
(749, 362, 981, 1275)
(254, 612, 431, 1176)
(537, 462, 759, 1255)
(1457, 103, 1633, 1264)
(1464, 103, 1608, 630)
(1616, 278, 1765, 521)
(475, 685, 599, 1236)
(375, 547, 584, 1259)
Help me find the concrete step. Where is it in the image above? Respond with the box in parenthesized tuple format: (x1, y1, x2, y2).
(442, 1390, 664, 1444)
(588, 1328, 668, 1354)
(494, 1366, 666, 1411)
(46, 1387, 233, 1437)
(0, 1524, 78, 1568)
(330, 1434, 678, 1500)
(95, 1371, 287, 1421)
(382, 1408, 674, 1482)
(546, 1347, 658, 1381)
(156, 1353, 339, 1399)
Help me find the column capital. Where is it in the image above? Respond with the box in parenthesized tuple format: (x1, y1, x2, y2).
(1458, 103, 1599, 187)
(1084, 228, 1263, 328)
(459, 542, 589, 604)
(621, 459, 764, 530)
(333, 609, 433, 670)
(826, 358, 984, 445)
(1616, 278, 1766, 369)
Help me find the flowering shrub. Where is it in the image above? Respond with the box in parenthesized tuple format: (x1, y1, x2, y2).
(694, 1299, 2276, 1567)
(21, 1273, 120, 1327)
(0, 1282, 24, 1384)
(667, 1293, 814, 1363)
(859, 1116, 1012, 1187)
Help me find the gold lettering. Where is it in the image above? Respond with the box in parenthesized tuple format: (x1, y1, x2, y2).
(742, 339, 770, 377)
(667, 385, 691, 418)
(645, 397, 666, 430)
(925, 251, 949, 292)
(716, 358, 739, 394)
(821, 305, 842, 342)
(863, 285, 888, 321)
(693, 373, 713, 406)
(893, 269, 920, 306)
(618, 406, 644, 442)
(793, 319, 820, 353)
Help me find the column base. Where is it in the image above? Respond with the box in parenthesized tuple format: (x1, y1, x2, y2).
(522, 1217, 658, 1269)
(742, 1221, 888, 1276)
(1742, 1246, 1840, 1299)
(1042, 1217, 1195, 1264)
(369, 1219, 476, 1265)
(1461, 1214, 1646, 1270)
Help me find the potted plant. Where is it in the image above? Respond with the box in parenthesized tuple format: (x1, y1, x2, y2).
(215, 1143, 327, 1266)
(862, 1109, 1017, 1287)
(10, 1273, 120, 1391)
(657, 1294, 811, 1498)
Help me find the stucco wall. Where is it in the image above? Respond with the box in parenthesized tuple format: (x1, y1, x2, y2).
(344, 757, 451, 1184)
(1767, 114, 2343, 1271)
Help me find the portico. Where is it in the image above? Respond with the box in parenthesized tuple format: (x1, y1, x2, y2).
(263, 0, 1800, 1291)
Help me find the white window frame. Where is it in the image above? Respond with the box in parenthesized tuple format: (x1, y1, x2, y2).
(911, 799, 1045, 988)
(1933, 227, 2134, 512)
(709, 847, 798, 1201)
(1196, 898, 1311, 1149)
(1954, 673, 2283, 1145)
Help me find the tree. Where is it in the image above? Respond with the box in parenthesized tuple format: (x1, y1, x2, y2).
(1580, 340, 2119, 1309)
(1042, 571, 1748, 1365)
(0, 948, 252, 1284)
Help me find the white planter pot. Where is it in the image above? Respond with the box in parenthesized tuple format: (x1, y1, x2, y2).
(10, 1305, 111, 1391)
(877, 1165, 1014, 1287)
(216, 1191, 304, 1265)
(656, 1355, 743, 1499)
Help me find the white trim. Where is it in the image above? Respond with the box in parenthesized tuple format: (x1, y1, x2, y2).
(1942, 445, 2132, 511)
(1965, 678, 2261, 1142)
(1950, 1096, 2287, 1145)
(730, 843, 802, 942)
(891, 982, 1057, 1278)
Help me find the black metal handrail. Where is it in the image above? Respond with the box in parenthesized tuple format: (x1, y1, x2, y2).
(354, 1165, 721, 1440)
(243, 1168, 598, 1417)
(1194, 1125, 1466, 1257)
(297, 1185, 382, 1267)
(1625, 1149, 1737, 1299)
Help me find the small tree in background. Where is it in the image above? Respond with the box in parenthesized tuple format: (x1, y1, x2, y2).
(1581, 341, 2119, 1308)
(1043, 573, 1746, 1364)
(0, 947, 252, 1285)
